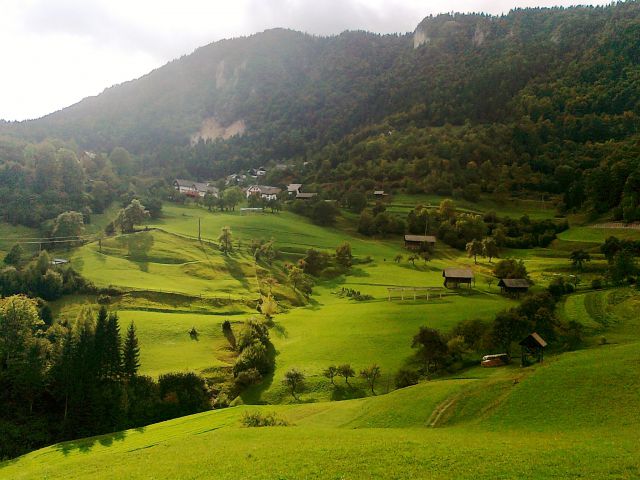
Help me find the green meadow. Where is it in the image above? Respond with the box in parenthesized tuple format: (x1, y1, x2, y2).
(3, 336, 639, 479)
(3, 199, 640, 478)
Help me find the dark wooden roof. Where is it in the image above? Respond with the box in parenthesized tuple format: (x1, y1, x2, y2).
(296, 192, 318, 199)
(404, 235, 436, 243)
(519, 332, 547, 348)
(498, 278, 530, 289)
(443, 268, 473, 279)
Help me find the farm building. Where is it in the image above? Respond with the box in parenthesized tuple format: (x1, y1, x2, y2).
(296, 192, 318, 200)
(50, 258, 69, 266)
(249, 167, 267, 178)
(287, 183, 303, 195)
(174, 179, 197, 195)
(226, 173, 247, 185)
(498, 278, 530, 296)
(173, 180, 218, 198)
(519, 332, 547, 366)
(442, 268, 474, 288)
(373, 190, 388, 198)
(404, 234, 436, 250)
(246, 185, 281, 201)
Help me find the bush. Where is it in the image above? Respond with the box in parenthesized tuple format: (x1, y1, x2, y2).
(221, 320, 231, 332)
(97, 294, 111, 305)
(234, 368, 263, 387)
(591, 278, 603, 289)
(213, 393, 230, 409)
(394, 368, 420, 388)
(241, 411, 288, 427)
(157, 372, 210, 417)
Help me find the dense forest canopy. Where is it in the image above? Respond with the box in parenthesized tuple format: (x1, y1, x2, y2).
(1, 3, 640, 222)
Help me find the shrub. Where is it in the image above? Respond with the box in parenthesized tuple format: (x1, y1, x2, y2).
(241, 411, 288, 428)
(591, 278, 603, 289)
(97, 294, 111, 305)
(234, 368, 263, 387)
(213, 393, 230, 409)
(221, 320, 231, 332)
(394, 368, 420, 389)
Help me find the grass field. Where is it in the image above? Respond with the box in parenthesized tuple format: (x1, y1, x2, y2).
(60, 204, 517, 393)
(70, 229, 261, 300)
(3, 198, 640, 479)
(386, 193, 558, 220)
(557, 226, 640, 243)
(3, 338, 639, 479)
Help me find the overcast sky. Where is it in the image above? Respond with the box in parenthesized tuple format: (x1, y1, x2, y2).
(1, 0, 610, 121)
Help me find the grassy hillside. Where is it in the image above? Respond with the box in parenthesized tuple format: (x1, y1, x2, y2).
(3, 336, 639, 479)
(3, 198, 638, 477)
(57, 204, 515, 397)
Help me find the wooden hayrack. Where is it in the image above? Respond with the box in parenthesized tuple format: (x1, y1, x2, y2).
(387, 287, 443, 301)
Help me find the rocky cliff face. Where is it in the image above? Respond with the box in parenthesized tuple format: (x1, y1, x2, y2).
(413, 14, 496, 50)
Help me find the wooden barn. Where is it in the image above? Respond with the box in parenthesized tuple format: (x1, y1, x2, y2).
(404, 234, 436, 250)
(498, 278, 530, 296)
(519, 332, 547, 366)
(443, 268, 474, 288)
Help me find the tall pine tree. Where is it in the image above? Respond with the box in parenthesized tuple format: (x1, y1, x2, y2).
(93, 306, 108, 379)
(104, 313, 122, 380)
(122, 322, 140, 379)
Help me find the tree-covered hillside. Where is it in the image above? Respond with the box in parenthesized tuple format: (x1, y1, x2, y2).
(2, 3, 640, 220)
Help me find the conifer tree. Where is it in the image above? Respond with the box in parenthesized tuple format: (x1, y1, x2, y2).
(93, 306, 108, 378)
(104, 313, 122, 380)
(122, 322, 140, 379)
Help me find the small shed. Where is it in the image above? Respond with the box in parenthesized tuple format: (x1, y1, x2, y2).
(498, 278, 530, 297)
(443, 268, 474, 288)
(373, 190, 388, 198)
(519, 332, 547, 366)
(404, 234, 436, 250)
(51, 258, 69, 266)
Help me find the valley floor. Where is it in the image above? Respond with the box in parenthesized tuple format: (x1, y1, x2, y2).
(3, 199, 640, 478)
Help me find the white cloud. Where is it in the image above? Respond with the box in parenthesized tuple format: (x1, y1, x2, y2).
(0, 0, 611, 121)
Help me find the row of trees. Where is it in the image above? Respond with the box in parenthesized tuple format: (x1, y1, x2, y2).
(409, 290, 582, 380)
(281, 363, 382, 400)
(1, 250, 91, 300)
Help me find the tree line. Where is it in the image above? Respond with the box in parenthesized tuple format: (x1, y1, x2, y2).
(0, 298, 210, 459)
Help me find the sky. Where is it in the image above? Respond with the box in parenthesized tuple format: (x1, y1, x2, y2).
(0, 0, 610, 121)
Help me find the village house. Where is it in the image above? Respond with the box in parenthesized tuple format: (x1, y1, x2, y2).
(246, 185, 281, 201)
(373, 190, 388, 198)
(404, 234, 436, 250)
(174, 179, 197, 195)
(287, 183, 303, 195)
(173, 179, 219, 198)
(498, 278, 530, 296)
(249, 167, 267, 178)
(442, 267, 474, 288)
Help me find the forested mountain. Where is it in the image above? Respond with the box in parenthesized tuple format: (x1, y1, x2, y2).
(2, 2, 640, 221)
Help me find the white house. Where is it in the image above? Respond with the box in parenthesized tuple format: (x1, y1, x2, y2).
(246, 185, 281, 201)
